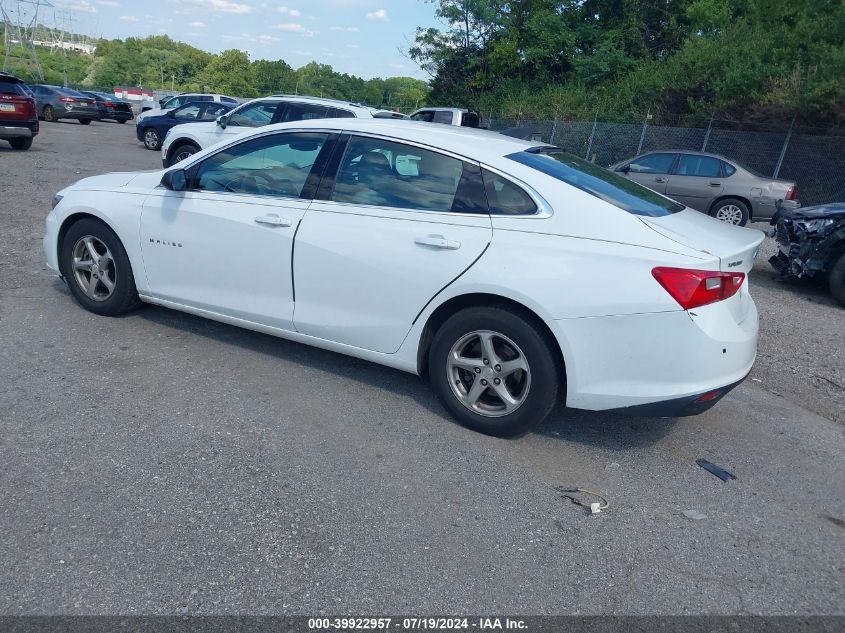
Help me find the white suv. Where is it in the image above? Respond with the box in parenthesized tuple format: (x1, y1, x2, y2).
(160, 95, 373, 167)
(138, 93, 239, 120)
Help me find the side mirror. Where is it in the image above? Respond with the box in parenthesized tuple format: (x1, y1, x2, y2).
(617, 164, 631, 173)
(167, 109, 177, 118)
(216, 114, 228, 129)
(161, 169, 187, 191)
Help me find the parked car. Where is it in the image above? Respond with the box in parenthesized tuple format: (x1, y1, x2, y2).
(609, 150, 800, 226)
(79, 91, 134, 123)
(769, 203, 845, 304)
(371, 109, 410, 119)
(45, 119, 763, 437)
(160, 95, 373, 167)
(410, 107, 480, 128)
(137, 93, 238, 119)
(0, 71, 38, 150)
(137, 100, 235, 151)
(29, 85, 99, 124)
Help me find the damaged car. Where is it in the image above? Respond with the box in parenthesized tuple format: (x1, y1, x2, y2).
(769, 203, 845, 305)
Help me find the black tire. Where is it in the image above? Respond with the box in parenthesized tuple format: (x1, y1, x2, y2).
(59, 218, 141, 316)
(116, 118, 127, 124)
(143, 127, 161, 150)
(9, 137, 33, 150)
(428, 305, 561, 437)
(829, 252, 845, 306)
(709, 198, 750, 226)
(78, 118, 92, 125)
(167, 142, 199, 166)
(43, 105, 55, 122)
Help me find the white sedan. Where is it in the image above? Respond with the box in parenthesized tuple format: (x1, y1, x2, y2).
(44, 119, 764, 436)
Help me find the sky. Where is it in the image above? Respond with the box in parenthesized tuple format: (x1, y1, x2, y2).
(48, 0, 441, 79)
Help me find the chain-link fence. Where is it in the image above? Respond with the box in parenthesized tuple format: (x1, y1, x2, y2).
(487, 116, 845, 207)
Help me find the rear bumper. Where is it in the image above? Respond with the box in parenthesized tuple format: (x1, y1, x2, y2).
(55, 105, 99, 119)
(552, 292, 758, 414)
(606, 375, 746, 417)
(0, 121, 37, 138)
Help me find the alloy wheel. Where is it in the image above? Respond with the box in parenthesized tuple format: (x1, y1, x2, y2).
(71, 236, 117, 302)
(446, 330, 531, 417)
(715, 204, 743, 225)
(144, 129, 160, 149)
(173, 148, 196, 164)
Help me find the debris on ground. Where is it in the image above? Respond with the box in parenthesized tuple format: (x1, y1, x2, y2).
(696, 458, 737, 482)
(683, 510, 708, 520)
(556, 486, 609, 514)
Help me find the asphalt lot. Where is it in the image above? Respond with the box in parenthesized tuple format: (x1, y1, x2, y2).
(0, 121, 843, 615)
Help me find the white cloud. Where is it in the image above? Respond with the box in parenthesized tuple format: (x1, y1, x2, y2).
(331, 25, 358, 32)
(97, 0, 120, 6)
(258, 34, 280, 43)
(222, 32, 277, 45)
(366, 8, 387, 21)
(272, 22, 314, 37)
(189, 21, 206, 27)
(346, 44, 359, 49)
(118, 14, 138, 21)
(186, 0, 252, 14)
(277, 6, 300, 16)
(54, 0, 98, 13)
(293, 49, 311, 56)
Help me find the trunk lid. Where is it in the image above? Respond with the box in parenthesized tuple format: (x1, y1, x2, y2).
(0, 94, 35, 120)
(640, 208, 764, 274)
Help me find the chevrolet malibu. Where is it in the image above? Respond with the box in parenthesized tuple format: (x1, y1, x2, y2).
(44, 119, 764, 436)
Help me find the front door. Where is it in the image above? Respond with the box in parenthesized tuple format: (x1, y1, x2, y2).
(624, 152, 677, 194)
(293, 134, 492, 353)
(140, 131, 334, 330)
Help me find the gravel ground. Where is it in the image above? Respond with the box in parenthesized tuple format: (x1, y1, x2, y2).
(0, 122, 843, 616)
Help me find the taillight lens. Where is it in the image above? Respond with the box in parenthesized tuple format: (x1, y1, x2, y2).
(103, 101, 115, 107)
(59, 97, 76, 103)
(652, 267, 745, 310)
(785, 185, 799, 201)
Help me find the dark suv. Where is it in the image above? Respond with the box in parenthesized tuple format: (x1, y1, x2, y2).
(0, 72, 38, 150)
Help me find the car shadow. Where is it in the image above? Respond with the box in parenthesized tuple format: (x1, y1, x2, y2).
(116, 296, 678, 449)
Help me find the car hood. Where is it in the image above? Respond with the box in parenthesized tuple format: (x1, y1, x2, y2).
(138, 107, 171, 120)
(640, 208, 764, 274)
(780, 203, 845, 220)
(67, 170, 164, 191)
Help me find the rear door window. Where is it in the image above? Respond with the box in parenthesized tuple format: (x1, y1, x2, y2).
(628, 153, 676, 174)
(279, 102, 329, 122)
(432, 111, 454, 124)
(330, 135, 485, 213)
(482, 169, 537, 215)
(461, 112, 480, 128)
(509, 149, 684, 217)
(676, 154, 722, 178)
(327, 107, 355, 118)
(410, 110, 435, 122)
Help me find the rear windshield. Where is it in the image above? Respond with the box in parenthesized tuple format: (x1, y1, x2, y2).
(0, 79, 25, 95)
(508, 149, 685, 217)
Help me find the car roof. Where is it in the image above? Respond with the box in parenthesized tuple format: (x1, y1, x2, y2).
(641, 149, 734, 162)
(247, 118, 538, 159)
(268, 94, 370, 110)
(0, 71, 24, 83)
(413, 107, 471, 113)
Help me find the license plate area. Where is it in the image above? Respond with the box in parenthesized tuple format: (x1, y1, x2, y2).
(0, 104, 15, 112)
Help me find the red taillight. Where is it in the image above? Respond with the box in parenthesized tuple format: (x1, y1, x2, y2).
(695, 389, 723, 403)
(103, 101, 115, 107)
(59, 97, 76, 103)
(785, 185, 799, 201)
(652, 267, 745, 310)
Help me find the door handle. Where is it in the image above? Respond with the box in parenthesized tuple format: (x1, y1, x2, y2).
(254, 214, 291, 227)
(415, 235, 461, 250)
(654, 177, 667, 183)
(709, 182, 722, 187)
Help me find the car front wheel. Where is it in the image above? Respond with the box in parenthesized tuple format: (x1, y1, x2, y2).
(710, 198, 750, 226)
(168, 142, 199, 166)
(43, 105, 55, 122)
(143, 127, 161, 150)
(59, 218, 141, 316)
(829, 252, 845, 305)
(428, 306, 560, 437)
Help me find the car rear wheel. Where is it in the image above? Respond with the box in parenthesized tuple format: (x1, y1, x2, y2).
(78, 119, 91, 125)
(143, 127, 161, 150)
(43, 105, 55, 122)
(829, 252, 845, 305)
(710, 198, 750, 226)
(168, 142, 199, 166)
(116, 119, 127, 124)
(59, 218, 141, 316)
(9, 137, 33, 150)
(429, 306, 560, 437)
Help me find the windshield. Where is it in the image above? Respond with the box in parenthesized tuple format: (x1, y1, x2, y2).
(508, 149, 685, 217)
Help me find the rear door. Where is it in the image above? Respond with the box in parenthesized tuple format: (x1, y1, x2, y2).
(293, 133, 492, 353)
(623, 152, 676, 193)
(665, 154, 724, 211)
